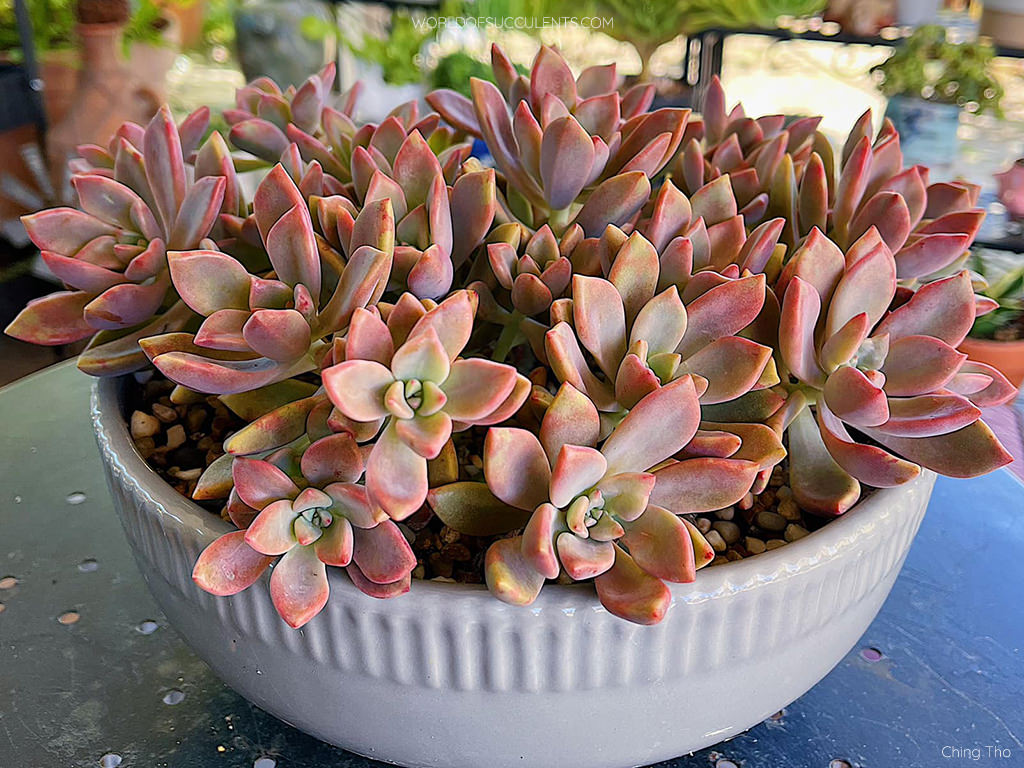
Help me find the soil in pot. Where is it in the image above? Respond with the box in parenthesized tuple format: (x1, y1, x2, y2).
(127, 374, 839, 584)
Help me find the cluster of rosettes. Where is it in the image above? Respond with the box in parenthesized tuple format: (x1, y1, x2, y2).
(8, 47, 1015, 627)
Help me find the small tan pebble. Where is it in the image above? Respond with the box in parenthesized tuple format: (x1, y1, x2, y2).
(758, 489, 776, 507)
(152, 403, 178, 423)
(725, 550, 743, 562)
(186, 409, 207, 433)
(130, 411, 161, 439)
(765, 539, 786, 550)
(756, 510, 787, 532)
(738, 492, 754, 510)
(171, 468, 202, 481)
(695, 517, 712, 534)
(412, 564, 426, 580)
(712, 520, 741, 544)
(714, 507, 735, 521)
(439, 526, 461, 545)
(745, 536, 766, 555)
(135, 437, 156, 459)
(464, 465, 482, 478)
(428, 553, 454, 578)
(784, 524, 809, 542)
(778, 499, 801, 521)
(776, 485, 793, 501)
(429, 576, 456, 583)
(705, 529, 727, 552)
(470, 454, 483, 470)
(442, 543, 472, 562)
(710, 555, 729, 567)
(165, 424, 187, 450)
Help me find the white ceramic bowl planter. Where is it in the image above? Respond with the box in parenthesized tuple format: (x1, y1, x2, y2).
(94, 377, 936, 768)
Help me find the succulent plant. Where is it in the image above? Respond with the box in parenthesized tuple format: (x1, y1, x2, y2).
(429, 44, 688, 233)
(776, 227, 1015, 515)
(192, 436, 415, 627)
(7, 49, 1017, 627)
(323, 290, 531, 520)
(6, 107, 238, 375)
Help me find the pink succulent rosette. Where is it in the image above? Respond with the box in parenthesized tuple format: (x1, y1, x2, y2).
(6, 44, 1017, 628)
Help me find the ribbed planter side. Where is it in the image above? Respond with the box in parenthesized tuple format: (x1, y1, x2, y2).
(93, 377, 934, 768)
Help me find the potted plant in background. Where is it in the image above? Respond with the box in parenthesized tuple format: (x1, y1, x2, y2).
(5, 45, 1017, 768)
(961, 250, 1024, 387)
(873, 24, 1003, 169)
(233, 0, 334, 88)
(124, 0, 182, 104)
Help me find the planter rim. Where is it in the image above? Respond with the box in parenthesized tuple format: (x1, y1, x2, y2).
(93, 375, 936, 611)
(961, 335, 1024, 348)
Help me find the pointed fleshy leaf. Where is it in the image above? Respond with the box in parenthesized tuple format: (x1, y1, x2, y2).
(5, 291, 94, 345)
(22, 208, 117, 254)
(366, 421, 429, 520)
(881, 335, 966, 396)
(540, 383, 601, 463)
(391, 326, 450, 383)
(788, 405, 862, 516)
(395, 412, 453, 460)
(192, 530, 272, 596)
(84, 281, 166, 329)
(875, 271, 975, 346)
(822, 365, 890, 427)
(270, 544, 329, 628)
(233, 456, 299, 509)
(556, 533, 615, 581)
(351, 521, 416, 584)
(168, 250, 251, 316)
(245, 499, 298, 556)
(861, 419, 1011, 478)
(539, 116, 594, 210)
(816, 402, 919, 489)
(144, 106, 187, 233)
(876, 394, 980, 438)
(572, 275, 627, 379)
(574, 172, 651, 238)
(681, 337, 772, 404)
(621, 505, 695, 583)
(224, 396, 319, 455)
(485, 536, 545, 606)
(594, 545, 671, 625)
(549, 445, 607, 508)
(651, 457, 759, 514)
(302, 433, 364, 486)
(427, 482, 532, 537)
(824, 236, 896, 338)
(322, 359, 394, 422)
(266, 203, 321, 297)
(484, 427, 551, 511)
(440, 358, 518, 422)
(242, 309, 311, 362)
(315, 517, 354, 567)
(169, 176, 226, 249)
(602, 375, 700, 475)
(677, 275, 766, 359)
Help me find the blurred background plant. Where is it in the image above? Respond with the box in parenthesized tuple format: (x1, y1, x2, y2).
(969, 251, 1024, 340)
(872, 24, 1004, 116)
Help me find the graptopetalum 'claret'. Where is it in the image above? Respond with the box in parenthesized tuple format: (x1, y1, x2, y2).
(7, 45, 1015, 627)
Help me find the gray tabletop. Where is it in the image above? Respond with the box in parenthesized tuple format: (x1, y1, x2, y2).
(1, 362, 1022, 768)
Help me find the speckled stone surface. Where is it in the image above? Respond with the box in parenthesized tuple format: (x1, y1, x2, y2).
(1, 362, 1022, 768)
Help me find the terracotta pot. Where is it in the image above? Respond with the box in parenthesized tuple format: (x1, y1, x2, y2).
(960, 336, 1024, 388)
(39, 49, 79, 127)
(93, 375, 938, 768)
(46, 23, 162, 185)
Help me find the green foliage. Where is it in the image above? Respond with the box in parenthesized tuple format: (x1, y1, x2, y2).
(123, 0, 170, 48)
(873, 25, 1004, 117)
(429, 50, 524, 98)
(347, 10, 434, 86)
(969, 251, 1024, 339)
(0, 0, 76, 56)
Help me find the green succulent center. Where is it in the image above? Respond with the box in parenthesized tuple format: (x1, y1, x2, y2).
(299, 506, 333, 529)
(566, 489, 606, 532)
(404, 379, 424, 411)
